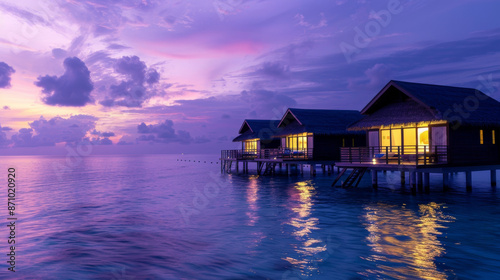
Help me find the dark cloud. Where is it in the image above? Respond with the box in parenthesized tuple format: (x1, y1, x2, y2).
(137, 119, 205, 144)
(52, 48, 68, 59)
(107, 43, 130, 50)
(86, 137, 113, 145)
(35, 57, 94, 106)
(255, 61, 290, 79)
(221, 114, 231, 119)
(90, 129, 115, 137)
(240, 89, 296, 118)
(11, 115, 97, 147)
(0, 62, 15, 88)
(99, 56, 160, 108)
(0, 124, 11, 147)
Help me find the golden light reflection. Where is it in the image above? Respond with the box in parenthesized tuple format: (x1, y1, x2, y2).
(245, 175, 259, 226)
(283, 181, 327, 276)
(361, 202, 455, 280)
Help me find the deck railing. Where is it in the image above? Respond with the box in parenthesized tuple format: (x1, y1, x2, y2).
(221, 148, 313, 160)
(340, 145, 448, 166)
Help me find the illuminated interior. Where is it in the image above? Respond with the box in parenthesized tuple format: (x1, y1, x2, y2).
(243, 139, 258, 153)
(286, 133, 311, 151)
(378, 125, 444, 154)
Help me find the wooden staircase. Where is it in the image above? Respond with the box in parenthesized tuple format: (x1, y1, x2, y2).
(263, 162, 277, 175)
(332, 167, 368, 188)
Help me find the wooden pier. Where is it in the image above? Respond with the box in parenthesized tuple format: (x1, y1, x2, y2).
(220, 151, 336, 176)
(334, 162, 499, 192)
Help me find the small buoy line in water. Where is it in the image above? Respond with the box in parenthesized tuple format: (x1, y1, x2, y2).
(176, 159, 218, 164)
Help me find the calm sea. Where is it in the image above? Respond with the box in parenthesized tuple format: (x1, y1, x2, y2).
(0, 154, 499, 279)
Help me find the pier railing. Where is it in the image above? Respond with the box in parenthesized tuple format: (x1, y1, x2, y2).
(340, 145, 448, 166)
(221, 148, 313, 160)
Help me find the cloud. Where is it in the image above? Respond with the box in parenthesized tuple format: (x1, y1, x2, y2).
(35, 57, 94, 106)
(240, 89, 297, 118)
(90, 129, 115, 137)
(254, 61, 290, 79)
(11, 115, 97, 147)
(137, 119, 205, 144)
(99, 56, 160, 108)
(0, 124, 11, 147)
(2, 106, 9, 110)
(0, 62, 15, 88)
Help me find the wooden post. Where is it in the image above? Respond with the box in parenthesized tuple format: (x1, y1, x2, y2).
(322, 164, 326, 174)
(371, 169, 378, 189)
(287, 164, 290, 176)
(466, 171, 472, 192)
(300, 164, 304, 175)
(424, 173, 430, 192)
(400, 171, 405, 186)
(236, 161, 239, 173)
(443, 173, 449, 190)
(417, 172, 423, 191)
(410, 171, 416, 188)
(491, 169, 497, 187)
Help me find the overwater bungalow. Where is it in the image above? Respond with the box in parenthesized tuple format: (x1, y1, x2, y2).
(274, 108, 365, 160)
(226, 119, 280, 159)
(342, 80, 500, 166)
(221, 108, 365, 175)
(335, 80, 500, 190)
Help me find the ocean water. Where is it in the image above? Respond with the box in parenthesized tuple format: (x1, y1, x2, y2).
(1, 154, 500, 279)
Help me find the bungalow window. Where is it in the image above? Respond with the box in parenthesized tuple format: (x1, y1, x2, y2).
(381, 130, 390, 147)
(418, 127, 429, 152)
(404, 128, 416, 154)
(493, 130, 496, 145)
(286, 133, 308, 151)
(480, 130, 484, 145)
(244, 139, 258, 153)
(342, 138, 345, 147)
(391, 128, 402, 152)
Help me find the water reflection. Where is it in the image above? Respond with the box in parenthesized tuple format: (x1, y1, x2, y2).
(283, 181, 327, 277)
(245, 175, 259, 226)
(362, 202, 455, 279)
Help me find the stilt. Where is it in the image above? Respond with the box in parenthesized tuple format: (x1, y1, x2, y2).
(466, 171, 472, 192)
(443, 173, 449, 190)
(236, 161, 239, 173)
(371, 170, 378, 189)
(322, 164, 326, 174)
(300, 164, 304, 175)
(400, 171, 405, 186)
(410, 171, 416, 189)
(417, 172, 423, 191)
(423, 173, 430, 192)
(491, 169, 497, 187)
(287, 164, 291, 176)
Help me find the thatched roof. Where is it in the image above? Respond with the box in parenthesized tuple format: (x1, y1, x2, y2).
(274, 108, 364, 136)
(350, 80, 500, 130)
(232, 119, 280, 142)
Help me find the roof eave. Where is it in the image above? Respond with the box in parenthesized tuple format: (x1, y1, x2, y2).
(277, 108, 303, 128)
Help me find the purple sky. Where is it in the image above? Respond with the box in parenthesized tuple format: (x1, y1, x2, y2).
(1, 0, 500, 155)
